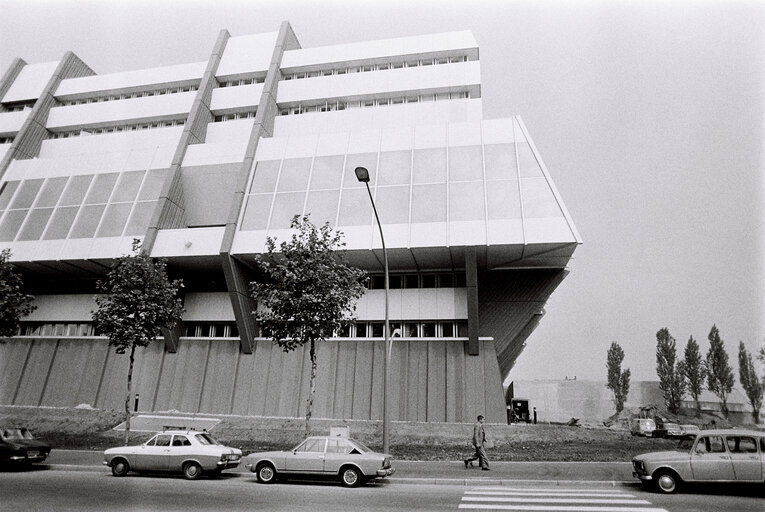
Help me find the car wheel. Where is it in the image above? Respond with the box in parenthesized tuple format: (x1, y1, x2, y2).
(654, 470, 680, 494)
(111, 458, 130, 477)
(340, 466, 362, 488)
(256, 462, 277, 484)
(182, 462, 202, 480)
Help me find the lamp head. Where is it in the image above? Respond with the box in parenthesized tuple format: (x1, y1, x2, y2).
(354, 166, 370, 183)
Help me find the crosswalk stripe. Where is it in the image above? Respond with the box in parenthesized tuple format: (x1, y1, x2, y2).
(465, 492, 635, 498)
(469, 488, 633, 494)
(462, 497, 650, 504)
(458, 506, 668, 512)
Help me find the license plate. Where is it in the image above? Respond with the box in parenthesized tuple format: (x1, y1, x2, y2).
(27, 451, 39, 458)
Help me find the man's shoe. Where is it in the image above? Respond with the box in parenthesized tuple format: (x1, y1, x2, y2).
(482, 467, 491, 471)
(464, 459, 469, 468)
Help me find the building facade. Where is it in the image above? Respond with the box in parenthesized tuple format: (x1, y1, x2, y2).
(0, 23, 580, 423)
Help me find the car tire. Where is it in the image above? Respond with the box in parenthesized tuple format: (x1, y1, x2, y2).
(256, 462, 277, 484)
(340, 466, 362, 488)
(111, 458, 130, 477)
(182, 461, 202, 480)
(654, 470, 680, 494)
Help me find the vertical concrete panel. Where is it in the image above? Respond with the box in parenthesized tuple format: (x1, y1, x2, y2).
(231, 351, 255, 414)
(297, 344, 312, 420)
(248, 340, 273, 416)
(41, 339, 86, 406)
(277, 346, 303, 417)
(0, 339, 32, 404)
(463, 352, 483, 421)
(135, 342, 164, 412)
(313, 341, 337, 419)
(264, 344, 284, 415)
(75, 341, 110, 407)
(199, 341, 238, 414)
(179, 340, 210, 413)
(369, 339, 384, 421)
(481, 341, 507, 423)
(426, 341, 447, 422)
(394, 340, 409, 421)
(445, 341, 466, 422)
(96, 350, 131, 411)
(406, 343, 427, 422)
(154, 349, 179, 411)
(351, 341, 374, 420)
(333, 343, 355, 419)
(15, 339, 57, 405)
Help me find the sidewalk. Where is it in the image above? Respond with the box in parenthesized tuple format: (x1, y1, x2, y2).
(45, 450, 638, 486)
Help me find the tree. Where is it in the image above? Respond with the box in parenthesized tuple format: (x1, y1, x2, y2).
(655, 328, 685, 414)
(705, 325, 734, 419)
(738, 342, 762, 423)
(678, 335, 706, 416)
(92, 240, 183, 445)
(606, 341, 631, 413)
(250, 216, 366, 433)
(0, 248, 36, 341)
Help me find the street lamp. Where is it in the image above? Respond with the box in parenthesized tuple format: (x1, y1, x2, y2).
(354, 166, 391, 455)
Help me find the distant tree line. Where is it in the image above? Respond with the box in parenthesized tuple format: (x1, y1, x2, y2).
(606, 325, 763, 423)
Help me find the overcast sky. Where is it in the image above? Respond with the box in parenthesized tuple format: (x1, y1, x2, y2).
(1, 0, 763, 383)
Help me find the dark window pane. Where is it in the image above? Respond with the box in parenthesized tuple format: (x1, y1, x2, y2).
(10, 179, 44, 209)
(371, 322, 384, 337)
(442, 323, 454, 337)
(438, 273, 453, 287)
(403, 322, 418, 337)
(355, 322, 368, 337)
(36, 177, 68, 207)
(111, 171, 145, 202)
(421, 274, 436, 288)
(84, 173, 118, 204)
(421, 322, 436, 337)
(44, 206, 79, 239)
(457, 321, 468, 337)
(17, 208, 53, 240)
(389, 275, 402, 289)
(454, 273, 467, 287)
(404, 275, 419, 288)
(60, 175, 93, 206)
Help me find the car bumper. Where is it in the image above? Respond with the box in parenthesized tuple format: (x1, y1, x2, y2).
(633, 472, 652, 481)
(9, 453, 48, 463)
(216, 460, 241, 469)
(376, 467, 395, 477)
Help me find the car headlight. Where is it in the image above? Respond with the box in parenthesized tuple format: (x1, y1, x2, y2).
(382, 457, 391, 468)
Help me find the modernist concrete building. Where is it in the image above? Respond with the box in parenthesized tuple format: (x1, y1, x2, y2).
(0, 23, 580, 424)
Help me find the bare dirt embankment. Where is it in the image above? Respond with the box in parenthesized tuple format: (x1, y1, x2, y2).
(0, 405, 688, 461)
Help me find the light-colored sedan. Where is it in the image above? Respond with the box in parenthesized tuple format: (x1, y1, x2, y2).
(244, 436, 394, 487)
(104, 430, 242, 480)
(632, 428, 765, 493)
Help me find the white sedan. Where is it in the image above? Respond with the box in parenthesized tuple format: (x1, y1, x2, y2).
(104, 430, 242, 480)
(244, 436, 394, 487)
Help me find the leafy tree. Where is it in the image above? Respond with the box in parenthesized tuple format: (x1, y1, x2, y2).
(92, 240, 183, 445)
(606, 341, 631, 413)
(738, 342, 762, 423)
(250, 216, 366, 433)
(678, 335, 706, 416)
(655, 328, 685, 414)
(705, 325, 734, 419)
(0, 248, 36, 341)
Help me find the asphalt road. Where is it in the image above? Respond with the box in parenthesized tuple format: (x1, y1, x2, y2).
(0, 466, 762, 512)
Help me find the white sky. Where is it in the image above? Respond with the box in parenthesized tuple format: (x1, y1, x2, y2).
(1, 0, 763, 383)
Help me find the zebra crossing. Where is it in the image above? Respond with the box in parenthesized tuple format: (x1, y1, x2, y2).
(458, 486, 669, 512)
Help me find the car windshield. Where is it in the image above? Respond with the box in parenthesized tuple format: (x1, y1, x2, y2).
(195, 433, 219, 445)
(2, 428, 32, 440)
(677, 435, 696, 451)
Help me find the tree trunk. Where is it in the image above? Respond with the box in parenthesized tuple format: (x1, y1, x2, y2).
(694, 397, 701, 417)
(124, 344, 135, 446)
(305, 338, 317, 436)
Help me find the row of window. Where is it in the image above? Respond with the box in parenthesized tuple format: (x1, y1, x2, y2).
(46, 119, 186, 139)
(218, 77, 263, 87)
(58, 85, 199, 106)
(212, 111, 256, 123)
(366, 273, 467, 290)
(278, 91, 472, 116)
(0, 136, 13, 144)
(16, 320, 469, 339)
(2, 102, 35, 112)
(281, 55, 470, 81)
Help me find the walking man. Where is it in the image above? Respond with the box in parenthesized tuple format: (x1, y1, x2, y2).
(464, 415, 490, 470)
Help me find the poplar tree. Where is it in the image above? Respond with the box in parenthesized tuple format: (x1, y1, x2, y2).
(738, 342, 762, 423)
(679, 336, 706, 416)
(655, 328, 685, 414)
(92, 240, 184, 444)
(250, 216, 366, 434)
(705, 325, 734, 419)
(606, 341, 631, 413)
(0, 249, 36, 341)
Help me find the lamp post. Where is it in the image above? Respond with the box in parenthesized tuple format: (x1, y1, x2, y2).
(354, 166, 391, 455)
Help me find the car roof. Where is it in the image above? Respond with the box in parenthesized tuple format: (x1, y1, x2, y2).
(695, 428, 765, 436)
(152, 430, 208, 436)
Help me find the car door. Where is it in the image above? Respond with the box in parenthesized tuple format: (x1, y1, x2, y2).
(324, 438, 355, 474)
(725, 435, 762, 481)
(285, 438, 326, 473)
(141, 434, 172, 471)
(168, 435, 193, 472)
(690, 435, 735, 481)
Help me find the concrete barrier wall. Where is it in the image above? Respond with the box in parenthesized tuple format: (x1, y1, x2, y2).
(0, 337, 505, 423)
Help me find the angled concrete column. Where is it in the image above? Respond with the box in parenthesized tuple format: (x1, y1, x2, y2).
(465, 246, 480, 355)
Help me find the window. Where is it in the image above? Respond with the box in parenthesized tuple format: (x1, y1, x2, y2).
(726, 436, 757, 453)
(154, 435, 172, 447)
(404, 275, 419, 288)
(696, 436, 726, 454)
(296, 438, 325, 453)
(172, 435, 191, 447)
(421, 274, 436, 288)
(355, 322, 369, 337)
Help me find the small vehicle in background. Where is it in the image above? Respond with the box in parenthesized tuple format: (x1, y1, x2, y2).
(244, 435, 394, 487)
(0, 427, 51, 465)
(630, 418, 656, 437)
(104, 430, 242, 480)
(632, 428, 765, 494)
